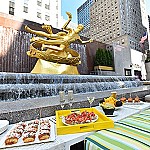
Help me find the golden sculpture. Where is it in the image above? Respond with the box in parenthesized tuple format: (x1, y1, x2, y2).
(25, 12, 93, 74)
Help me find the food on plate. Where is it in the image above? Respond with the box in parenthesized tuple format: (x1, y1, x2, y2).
(128, 97, 133, 102)
(4, 118, 53, 145)
(40, 124, 51, 131)
(64, 110, 97, 125)
(11, 127, 24, 136)
(40, 120, 51, 128)
(100, 96, 123, 114)
(115, 101, 123, 107)
(38, 119, 51, 140)
(16, 122, 26, 128)
(111, 91, 117, 99)
(24, 126, 37, 133)
(101, 103, 115, 115)
(38, 129, 50, 141)
(134, 96, 140, 102)
(103, 97, 117, 106)
(22, 132, 36, 143)
(5, 121, 27, 145)
(120, 96, 126, 102)
(5, 132, 20, 145)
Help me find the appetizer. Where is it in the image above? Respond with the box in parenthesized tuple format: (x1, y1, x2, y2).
(64, 110, 97, 125)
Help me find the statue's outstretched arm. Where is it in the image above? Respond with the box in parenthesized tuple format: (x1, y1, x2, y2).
(62, 12, 72, 32)
(25, 25, 52, 38)
(25, 25, 64, 39)
(78, 37, 93, 44)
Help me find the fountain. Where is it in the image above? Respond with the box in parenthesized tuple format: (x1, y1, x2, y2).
(0, 12, 150, 124)
(0, 72, 150, 124)
(0, 73, 143, 102)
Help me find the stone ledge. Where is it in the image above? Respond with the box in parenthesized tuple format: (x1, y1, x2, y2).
(0, 86, 150, 124)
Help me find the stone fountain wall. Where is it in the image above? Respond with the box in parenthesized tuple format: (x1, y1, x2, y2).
(0, 73, 143, 102)
(0, 72, 149, 124)
(0, 83, 150, 124)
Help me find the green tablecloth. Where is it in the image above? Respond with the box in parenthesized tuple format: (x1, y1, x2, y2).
(85, 109, 150, 150)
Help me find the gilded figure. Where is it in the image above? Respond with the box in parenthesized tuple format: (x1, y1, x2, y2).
(25, 12, 93, 66)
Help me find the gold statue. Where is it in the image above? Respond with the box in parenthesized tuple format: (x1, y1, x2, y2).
(25, 12, 93, 74)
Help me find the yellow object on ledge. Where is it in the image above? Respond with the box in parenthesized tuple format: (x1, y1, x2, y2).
(94, 66, 113, 71)
(31, 59, 79, 74)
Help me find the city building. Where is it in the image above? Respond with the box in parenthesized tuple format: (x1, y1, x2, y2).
(0, 0, 61, 28)
(78, 0, 149, 80)
(90, 0, 148, 51)
(77, 0, 93, 37)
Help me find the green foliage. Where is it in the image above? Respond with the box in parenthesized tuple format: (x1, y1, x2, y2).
(94, 48, 114, 67)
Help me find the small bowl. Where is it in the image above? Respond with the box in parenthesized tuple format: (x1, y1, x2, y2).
(102, 107, 115, 115)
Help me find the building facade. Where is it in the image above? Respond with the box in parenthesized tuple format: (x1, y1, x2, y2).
(0, 0, 61, 28)
(78, 0, 149, 79)
(77, 0, 93, 37)
(90, 0, 148, 51)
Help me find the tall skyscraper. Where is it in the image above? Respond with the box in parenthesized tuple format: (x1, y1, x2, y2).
(0, 0, 61, 28)
(87, 0, 148, 52)
(77, 0, 149, 79)
(77, 0, 93, 37)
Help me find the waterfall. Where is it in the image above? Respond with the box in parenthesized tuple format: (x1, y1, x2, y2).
(0, 73, 143, 102)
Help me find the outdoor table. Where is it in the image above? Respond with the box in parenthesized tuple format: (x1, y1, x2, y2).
(85, 108, 150, 150)
(0, 102, 149, 150)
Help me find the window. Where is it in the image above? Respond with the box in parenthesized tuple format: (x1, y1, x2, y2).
(45, 4, 49, 10)
(23, 6, 28, 13)
(37, 12, 41, 18)
(125, 69, 132, 76)
(9, 1, 15, 15)
(37, 0, 42, 6)
(45, 15, 50, 21)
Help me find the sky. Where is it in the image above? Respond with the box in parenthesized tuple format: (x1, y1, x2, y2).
(61, 0, 87, 23)
(145, 0, 150, 15)
(61, 0, 150, 24)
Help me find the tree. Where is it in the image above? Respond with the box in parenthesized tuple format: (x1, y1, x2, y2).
(94, 48, 114, 67)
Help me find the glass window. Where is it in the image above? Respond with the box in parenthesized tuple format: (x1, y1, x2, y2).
(37, 12, 41, 18)
(125, 69, 132, 76)
(23, 6, 28, 13)
(45, 15, 50, 21)
(37, 0, 42, 6)
(45, 4, 49, 10)
(9, 1, 15, 15)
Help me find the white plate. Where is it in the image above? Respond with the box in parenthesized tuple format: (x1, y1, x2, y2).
(106, 112, 118, 117)
(115, 106, 123, 110)
(124, 101, 144, 105)
(62, 114, 98, 126)
(0, 118, 56, 149)
(0, 120, 9, 135)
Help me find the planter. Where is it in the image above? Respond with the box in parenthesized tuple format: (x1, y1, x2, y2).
(94, 66, 113, 71)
